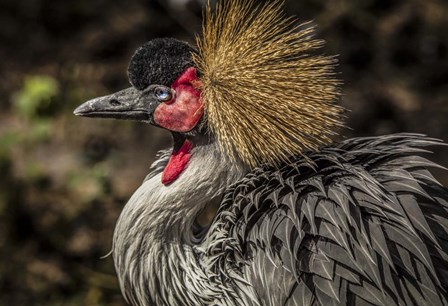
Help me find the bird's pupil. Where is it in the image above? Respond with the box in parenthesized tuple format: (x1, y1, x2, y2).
(155, 87, 172, 101)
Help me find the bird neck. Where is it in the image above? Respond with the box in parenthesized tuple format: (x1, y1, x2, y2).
(112, 137, 247, 304)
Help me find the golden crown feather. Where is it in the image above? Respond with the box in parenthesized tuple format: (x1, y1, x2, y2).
(193, 0, 344, 167)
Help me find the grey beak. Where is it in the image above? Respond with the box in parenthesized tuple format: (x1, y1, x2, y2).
(74, 87, 157, 122)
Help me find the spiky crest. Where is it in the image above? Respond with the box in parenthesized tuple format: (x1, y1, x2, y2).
(193, 0, 344, 167)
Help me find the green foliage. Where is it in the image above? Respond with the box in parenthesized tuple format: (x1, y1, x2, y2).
(13, 75, 59, 120)
(0, 131, 22, 155)
(29, 119, 53, 142)
(6, 75, 61, 146)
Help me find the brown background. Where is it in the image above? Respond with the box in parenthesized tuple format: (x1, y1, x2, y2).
(0, 0, 447, 305)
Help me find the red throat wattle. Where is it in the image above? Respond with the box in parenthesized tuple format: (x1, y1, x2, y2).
(162, 139, 193, 185)
(155, 67, 203, 185)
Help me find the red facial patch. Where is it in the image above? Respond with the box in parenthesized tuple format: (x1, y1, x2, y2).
(154, 67, 204, 132)
(162, 139, 193, 185)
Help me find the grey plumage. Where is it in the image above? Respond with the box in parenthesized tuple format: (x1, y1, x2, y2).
(112, 133, 448, 305)
(72, 1, 448, 304)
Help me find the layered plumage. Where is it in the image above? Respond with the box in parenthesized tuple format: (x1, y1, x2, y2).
(204, 134, 448, 305)
(73, 0, 448, 305)
(113, 134, 448, 305)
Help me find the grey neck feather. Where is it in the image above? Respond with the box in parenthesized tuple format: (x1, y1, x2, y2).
(112, 137, 247, 305)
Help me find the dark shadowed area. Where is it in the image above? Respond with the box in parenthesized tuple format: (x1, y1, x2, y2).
(0, 0, 447, 305)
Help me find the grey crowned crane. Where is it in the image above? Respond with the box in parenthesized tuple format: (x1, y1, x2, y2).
(74, 0, 448, 305)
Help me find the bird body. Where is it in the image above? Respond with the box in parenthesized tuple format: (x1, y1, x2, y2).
(112, 134, 448, 305)
(74, 0, 448, 305)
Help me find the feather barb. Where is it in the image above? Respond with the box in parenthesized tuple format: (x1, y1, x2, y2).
(193, 0, 344, 167)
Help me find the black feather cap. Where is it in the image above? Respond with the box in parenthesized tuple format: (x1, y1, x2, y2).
(127, 38, 195, 90)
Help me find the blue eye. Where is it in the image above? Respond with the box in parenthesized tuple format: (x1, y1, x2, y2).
(154, 86, 173, 101)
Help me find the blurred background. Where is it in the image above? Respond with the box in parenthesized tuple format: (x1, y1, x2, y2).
(0, 0, 447, 305)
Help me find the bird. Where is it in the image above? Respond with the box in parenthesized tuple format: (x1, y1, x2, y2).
(74, 0, 448, 305)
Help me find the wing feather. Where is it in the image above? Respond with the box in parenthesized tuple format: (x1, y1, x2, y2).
(205, 134, 448, 305)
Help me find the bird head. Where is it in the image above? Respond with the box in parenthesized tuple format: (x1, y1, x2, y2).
(74, 38, 204, 135)
(75, 0, 344, 184)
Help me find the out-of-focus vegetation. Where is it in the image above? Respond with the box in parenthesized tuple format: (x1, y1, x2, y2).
(0, 0, 447, 305)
